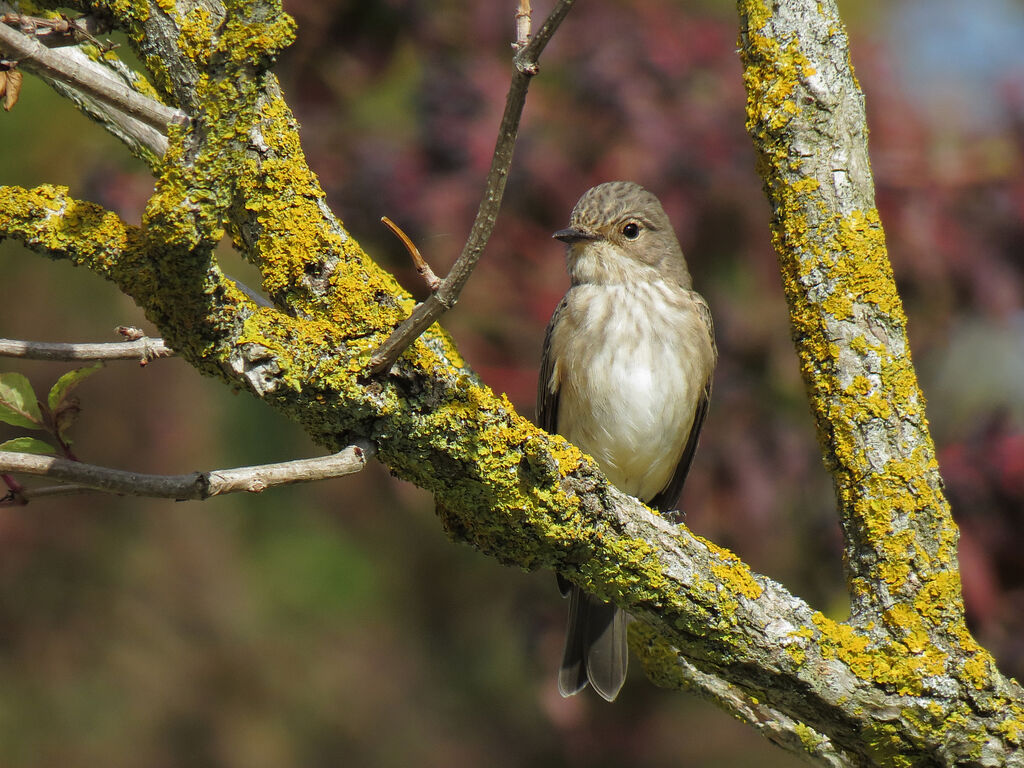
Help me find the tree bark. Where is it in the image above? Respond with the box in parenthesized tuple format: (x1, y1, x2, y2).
(1, 1, 1021, 765)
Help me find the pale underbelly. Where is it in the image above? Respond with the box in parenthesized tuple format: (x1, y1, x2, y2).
(558, 345, 699, 502)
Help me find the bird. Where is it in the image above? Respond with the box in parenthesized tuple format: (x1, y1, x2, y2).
(537, 181, 716, 702)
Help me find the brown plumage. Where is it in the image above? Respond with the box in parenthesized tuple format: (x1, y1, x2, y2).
(539, 181, 716, 701)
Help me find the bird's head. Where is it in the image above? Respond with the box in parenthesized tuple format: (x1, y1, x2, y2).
(554, 181, 691, 288)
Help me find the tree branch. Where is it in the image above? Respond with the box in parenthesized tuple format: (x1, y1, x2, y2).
(632, 623, 852, 768)
(366, 0, 576, 375)
(0, 336, 173, 363)
(513, 0, 532, 51)
(0, 443, 373, 504)
(5, 1, 1024, 764)
(738, 0, 960, 633)
(1, 11, 110, 49)
(0, 13, 185, 140)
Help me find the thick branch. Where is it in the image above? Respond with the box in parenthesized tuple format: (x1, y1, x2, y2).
(0, 185, 162, 303)
(632, 624, 852, 767)
(0, 444, 373, 503)
(366, 0, 576, 375)
(738, 0, 960, 631)
(734, 0, 1020, 763)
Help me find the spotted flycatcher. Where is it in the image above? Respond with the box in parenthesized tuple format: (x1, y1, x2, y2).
(538, 181, 716, 701)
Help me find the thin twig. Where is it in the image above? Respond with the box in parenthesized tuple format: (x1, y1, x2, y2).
(0, 336, 174, 363)
(367, 0, 576, 376)
(1, 12, 110, 49)
(381, 216, 441, 292)
(0, 443, 375, 504)
(513, 0, 532, 51)
(0, 19, 185, 131)
(5, 483, 101, 501)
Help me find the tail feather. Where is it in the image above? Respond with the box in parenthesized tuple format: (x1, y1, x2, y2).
(558, 585, 627, 702)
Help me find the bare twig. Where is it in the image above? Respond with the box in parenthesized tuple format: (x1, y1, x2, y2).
(0, 336, 174, 363)
(0, 19, 185, 132)
(1, 12, 111, 49)
(2, 483, 100, 503)
(381, 216, 441, 292)
(513, 0, 532, 51)
(367, 0, 576, 376)
(0, 443, 375, 504)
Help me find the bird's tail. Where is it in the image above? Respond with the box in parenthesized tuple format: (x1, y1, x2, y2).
(557, 584, 628, 702)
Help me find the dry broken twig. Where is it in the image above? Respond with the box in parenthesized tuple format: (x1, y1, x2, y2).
(381, 216, 441, 292)
(513, 0, 532, 51)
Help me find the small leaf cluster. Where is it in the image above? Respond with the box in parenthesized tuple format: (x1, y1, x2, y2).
(0, 364, 102, 457)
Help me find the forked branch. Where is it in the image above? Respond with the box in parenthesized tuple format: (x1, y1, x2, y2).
(367, 0, 576, 375)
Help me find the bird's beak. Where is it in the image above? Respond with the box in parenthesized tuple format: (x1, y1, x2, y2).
(553, 227, 598, 244)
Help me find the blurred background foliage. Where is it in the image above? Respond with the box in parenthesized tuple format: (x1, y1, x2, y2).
(1, 0, 1023, 765)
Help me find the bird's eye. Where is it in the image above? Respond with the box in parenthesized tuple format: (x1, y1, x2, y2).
(621, 222, 641, 240)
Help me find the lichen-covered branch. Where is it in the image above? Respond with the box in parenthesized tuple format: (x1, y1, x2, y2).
(633, 622, 853, 768)
(737, 0, 1023, 763)
(1, 1, 1023, 766)
(739, 0, 955, 628)
(0, 2, 178, 159)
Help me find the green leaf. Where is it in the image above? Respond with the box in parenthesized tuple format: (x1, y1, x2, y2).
(47, 362, 103, 413)
(0, 437, 56, 455)
(53, 402, 82, 443)
(0, 372, 43, 429)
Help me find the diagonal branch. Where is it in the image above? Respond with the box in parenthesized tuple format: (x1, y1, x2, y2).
(366, 0, 576, 375)
(631, 623, 852, 768)
(737, 0, 961, 636)
(0, 11, 110, 49)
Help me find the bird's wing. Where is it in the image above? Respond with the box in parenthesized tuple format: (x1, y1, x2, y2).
(536, 295, 567, 436)
(649, 295, 716, 515)
(539, 296, 571, 598)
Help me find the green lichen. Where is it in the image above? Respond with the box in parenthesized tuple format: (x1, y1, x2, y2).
(998, 708, 1024, 745)
(812, 612, 949, 696)
(0, 185, 148, 282)
(792, 722, 828, 755)
(177, 6, 215, 65)
(705, 540, 764, 600)
(630, 622, 692, 691)
(784, 625, 814, 665)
